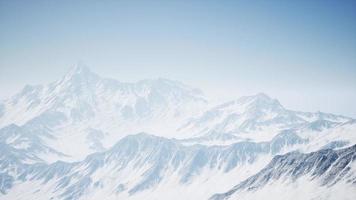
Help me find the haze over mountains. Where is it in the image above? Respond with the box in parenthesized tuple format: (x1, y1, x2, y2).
(0, 66, 355, 200)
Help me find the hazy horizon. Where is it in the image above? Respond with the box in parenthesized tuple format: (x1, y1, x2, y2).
(1, 0, 356, 117)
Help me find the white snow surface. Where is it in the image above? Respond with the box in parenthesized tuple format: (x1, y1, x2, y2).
(0, 65, 355, 200)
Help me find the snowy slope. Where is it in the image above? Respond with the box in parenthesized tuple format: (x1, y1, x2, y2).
(0, 131, 307, 200)
(210, 144, 356, 200)
(2, 127, 355, 200)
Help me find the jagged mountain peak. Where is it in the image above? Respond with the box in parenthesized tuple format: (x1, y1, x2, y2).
(56, 64, 100, 90)
(215, 93, 283, 112)
(54, 66, 206, 103)
(210, 93, 286, 122)
(0, 64, 209, 131)
(237, 93, 282, 108)
(8, 64, 207, 101)
(63, 63, 95, 78)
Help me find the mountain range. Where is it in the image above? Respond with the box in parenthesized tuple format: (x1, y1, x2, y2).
(0, 65, 355, 200)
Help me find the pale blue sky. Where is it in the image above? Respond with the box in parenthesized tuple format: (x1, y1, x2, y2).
(0, 0, 356, 117)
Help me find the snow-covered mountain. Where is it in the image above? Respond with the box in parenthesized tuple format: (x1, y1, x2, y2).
(0, 65, 355, 200)
(210, 144, 356, 200)
(0, 123, 66, 163)
(1, 128, 355, 200)
(0, 131, 307, 200)
(0, 65, 207, 128)
(0, 65, 208, 160)
(178, 93, 352, 144)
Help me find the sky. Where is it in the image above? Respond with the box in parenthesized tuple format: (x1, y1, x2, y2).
(0, 0, 356, 117)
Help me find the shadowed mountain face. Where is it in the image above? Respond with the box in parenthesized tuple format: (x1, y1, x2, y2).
(0, 66, 355, 200)
(210, 145, 356, 200)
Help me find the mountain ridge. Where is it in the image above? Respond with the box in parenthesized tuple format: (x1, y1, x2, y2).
(210, 144, 356, 200)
